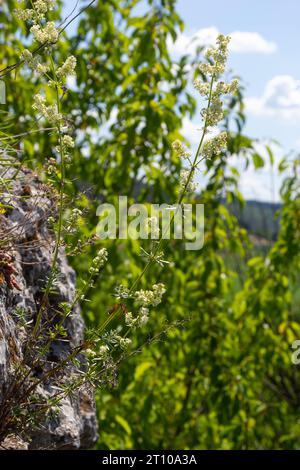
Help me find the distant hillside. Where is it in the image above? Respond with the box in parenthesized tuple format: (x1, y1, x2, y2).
(131, 183, 281, 242)
(228, 200, 281, 241)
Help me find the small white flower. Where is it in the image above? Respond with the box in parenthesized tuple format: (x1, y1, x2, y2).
(202, 132, 227, 159)
(172, 140, 191, 160)
(138, 314, 149, 326)
(114, 284, 130, 299)
(180, 169, 198, 193)
(125, 311, 135, 327)
(30, 22, 59, 44)
(57, 56, 77, 79)
(32, 94, 63, 126)
(98, 345, 109, 359)
(193, 80, 210, 97)
(89, 248, 108, 274)
(14, 8, 35, 21)
(20, 49, 33, 63)
(134, 283, 166, 307)
(36, 63, 49, 75)
(119, 337, 132, 349)
(62, 135, 75, 149)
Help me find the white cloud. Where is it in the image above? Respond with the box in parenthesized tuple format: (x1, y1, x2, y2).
(167, 26, 277, 56)
(223, 142, 283, 202)
(229, 31, 277, 54)
(181, 117, 202, 146)
(245, 75, 300, 120)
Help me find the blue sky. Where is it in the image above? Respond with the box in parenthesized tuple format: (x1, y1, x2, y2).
(62, 1, 300, 201)
(176, 0, 300, 149)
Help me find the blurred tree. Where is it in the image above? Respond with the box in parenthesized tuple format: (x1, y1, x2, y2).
(65, 0, 195, 199)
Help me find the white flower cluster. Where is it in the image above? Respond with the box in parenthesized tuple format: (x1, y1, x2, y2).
(201, 98, 224, 127)
(36, 63, 49, 74)
(64, 208, 83, 234)
(124, 284, 165, 330)
(45, 157, 57, 175)
(89, 248, 108, 274)
(193, 35, 239, 128)
(202, 132, 227, 159)
(62, 135, 75, 150)
(30, 22, 59, 44)
(134, 283, 166, 307)
(193, 81, 210, 96)
(98, 344, 110, 359)
(20, 49, 49, 76)
(14, 8, 35, 21)
(114, 335, 132, 350)
(172, 140, 191, 160)
(20, 49, 34, 64)
(92, 334, 131, 366)
(199, 34, 230, 78)
(57, 56, 77, 79)
(16, 0, 78, 169)
(114, 284, 130, 299)
(193, 79, 238, 97)
(179, 169, 198, 193)
(15, 1, 55, 18)
(172, 36, 236, 199)
(15, 0, 57, 31)
(32, 94, 63, 126)
(215, 80, 239, 95)
(125, 307, 150, 329)
(34, 0, 55, 15)
(54, 135, 75, 161)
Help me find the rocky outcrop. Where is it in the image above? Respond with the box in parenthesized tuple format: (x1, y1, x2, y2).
(0, 167, 97, 449)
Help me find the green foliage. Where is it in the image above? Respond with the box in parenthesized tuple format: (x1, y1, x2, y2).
(65, 0, 193, 199)
(2, 0, 300, 450)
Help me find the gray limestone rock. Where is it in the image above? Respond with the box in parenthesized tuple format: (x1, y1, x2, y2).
(0, 167, 97, 449)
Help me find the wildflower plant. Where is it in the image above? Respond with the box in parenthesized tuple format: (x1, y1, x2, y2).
(0, 0, 237, 445)
(133, 34, 238, 280)
(81, 34, 238, 403)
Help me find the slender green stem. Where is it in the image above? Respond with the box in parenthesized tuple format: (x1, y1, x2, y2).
(32, 57, 65, 338)
(98, 75, 215, 335)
